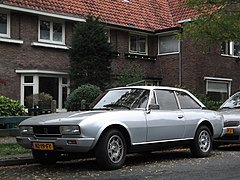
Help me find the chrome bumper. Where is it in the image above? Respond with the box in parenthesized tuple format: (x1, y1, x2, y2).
(16, 136, 95, 152)
(220, 125, 240, 137)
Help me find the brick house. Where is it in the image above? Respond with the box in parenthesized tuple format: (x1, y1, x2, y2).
(1, 0, 240, 110)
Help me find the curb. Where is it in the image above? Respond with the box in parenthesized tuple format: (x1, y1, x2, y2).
(0, 156, 36, 166)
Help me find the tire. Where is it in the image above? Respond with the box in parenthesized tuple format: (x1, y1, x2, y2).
(190, 125, 212, 157)
(32, 150, 58, 164)
(95, 129, 127, 170)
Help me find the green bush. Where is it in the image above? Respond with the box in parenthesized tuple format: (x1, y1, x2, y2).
(65, 84, 102, 111)
(0, 96, 25, 116)
(193, 93, 224, 110)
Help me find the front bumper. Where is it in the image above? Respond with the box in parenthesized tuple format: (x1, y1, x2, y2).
(214, 125, 240, 143)
(16, 136, 95, 153)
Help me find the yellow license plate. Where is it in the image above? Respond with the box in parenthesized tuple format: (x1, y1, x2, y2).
(32, 142, 54, 151)
(226, 128, 234, 135)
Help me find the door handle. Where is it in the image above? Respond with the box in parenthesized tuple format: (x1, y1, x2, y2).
(178, 115, 184, 119)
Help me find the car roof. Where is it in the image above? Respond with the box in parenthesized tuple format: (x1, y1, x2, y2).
(109, 86, 206, 108)
(109, 86, 189, 92)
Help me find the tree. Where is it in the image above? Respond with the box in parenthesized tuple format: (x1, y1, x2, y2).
(180, 0, 240, 44)
(69, 16, 113, 90)
(118, 64, 144, 87)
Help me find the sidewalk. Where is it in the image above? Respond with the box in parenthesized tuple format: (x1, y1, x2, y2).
(0, 136, 35, 166)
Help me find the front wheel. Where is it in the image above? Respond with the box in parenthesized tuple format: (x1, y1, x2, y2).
(95, 129, 127, 170)
(190, 125, 212, 157)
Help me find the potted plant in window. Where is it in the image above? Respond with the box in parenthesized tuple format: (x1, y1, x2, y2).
(25, 92, 53, 116)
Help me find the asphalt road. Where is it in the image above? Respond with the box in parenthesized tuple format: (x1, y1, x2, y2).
(1, 146, 240, 180)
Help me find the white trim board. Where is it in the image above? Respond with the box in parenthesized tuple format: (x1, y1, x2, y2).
(0, 4, 86, 22)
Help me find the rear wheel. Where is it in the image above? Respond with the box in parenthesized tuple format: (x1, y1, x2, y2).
(32, 150, 58, 164)
(190, 125, 212, 157)
(95, 129, 127, 170)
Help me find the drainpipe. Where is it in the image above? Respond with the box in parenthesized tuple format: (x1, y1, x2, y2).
(179, 39, 182, 86)
(177, 19, 191, 86)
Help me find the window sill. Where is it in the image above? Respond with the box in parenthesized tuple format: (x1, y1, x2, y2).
(221, 54, 240, 59)
(0, 37, 23, 44)
(125, 53, 156, 61)
(31, 42, 69, 50)
(158, 52, 179, 56)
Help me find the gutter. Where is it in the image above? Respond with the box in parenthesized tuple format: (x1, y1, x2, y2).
(104, 22, 155, 34)
(0, 4, 86, 22)
(177, 18, 192, 24)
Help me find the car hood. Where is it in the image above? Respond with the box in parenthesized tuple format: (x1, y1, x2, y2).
(218, 109, 240, 122)
(19, 110, 106, 126)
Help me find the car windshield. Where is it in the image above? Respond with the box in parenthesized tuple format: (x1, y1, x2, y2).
(93, 88, 150, 110)
(220, 92, 240, 109)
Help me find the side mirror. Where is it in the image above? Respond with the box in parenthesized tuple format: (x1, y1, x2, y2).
(148, 104, 160, 110)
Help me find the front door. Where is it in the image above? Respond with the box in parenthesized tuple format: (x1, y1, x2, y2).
(146, 90, 186, 142)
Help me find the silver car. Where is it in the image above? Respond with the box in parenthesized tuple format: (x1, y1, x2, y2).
(17, 86, 223, 170)
(214, 91, 240, 146)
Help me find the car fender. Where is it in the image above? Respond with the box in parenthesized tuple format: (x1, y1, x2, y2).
(196, 118, 214, 132)
(78, 111, 144, 149)
(91, 120, 132, 148)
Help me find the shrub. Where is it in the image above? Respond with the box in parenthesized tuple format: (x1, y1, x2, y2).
(25, 92, 53, 108)
(0, 96, 25, 116)
(65, 84, 102, 111)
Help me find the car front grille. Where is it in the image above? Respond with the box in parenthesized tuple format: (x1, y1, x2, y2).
(33, 126, 61, 137)
(224, 121, 240, 127)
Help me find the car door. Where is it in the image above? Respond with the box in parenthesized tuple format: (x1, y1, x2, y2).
(175, 90, 204, 139)
(146, 89, 186, 142)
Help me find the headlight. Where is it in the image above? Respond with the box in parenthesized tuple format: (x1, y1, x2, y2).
(60, 126, 80, 135)
(19, 126, 33, 135)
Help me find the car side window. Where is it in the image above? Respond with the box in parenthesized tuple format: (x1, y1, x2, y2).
(176, 91, 201, 109)
(131, 90, 150, 108)
(155, 90, 179, 110)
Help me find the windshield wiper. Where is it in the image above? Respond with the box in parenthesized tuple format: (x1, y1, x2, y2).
(220, 106, 240, 110)
(220, 107, 231, 109)
(103, 104, 130, 110)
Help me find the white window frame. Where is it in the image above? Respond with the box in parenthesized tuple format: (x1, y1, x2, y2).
(105, 29, 110, 43)
(158, 34, 180, 55)
(0, 10, 10, 38)
(129, 34, 148, 55)
(38, 18, 65, 45)
(204, 77, 232, 99)
(16, 70, 70, 110)
(221, 41, 240, 57)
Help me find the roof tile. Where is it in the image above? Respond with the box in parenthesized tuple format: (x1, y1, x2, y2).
(2, 0, 196, 31)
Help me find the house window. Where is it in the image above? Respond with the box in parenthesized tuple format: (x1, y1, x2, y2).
(39, 19, 65, 44)
(17, 71, 70, 110)
(0, 11, 10, 38)
(129, 34, 147, 54)
(158, 35, 179, 55)
(221, 41, 240, 57)
(205, 77, 232, 101)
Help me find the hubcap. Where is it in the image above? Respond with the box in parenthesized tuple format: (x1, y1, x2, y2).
(198, 130, 211, 152)
(107, 135, 124, 163)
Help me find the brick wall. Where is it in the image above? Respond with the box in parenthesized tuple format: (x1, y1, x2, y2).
(110, 29, 161, 80)
(0, 12, 71, 100)
(2, 11, 240, 102)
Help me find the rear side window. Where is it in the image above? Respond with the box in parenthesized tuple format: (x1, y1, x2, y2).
(176, 91, 201, 109)
(155, 90, 179, 110)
